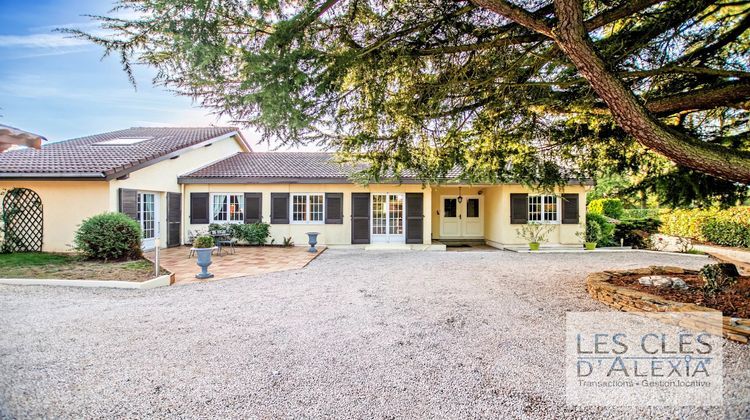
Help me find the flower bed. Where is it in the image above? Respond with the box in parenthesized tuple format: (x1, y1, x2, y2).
(586, 266, 750, 343)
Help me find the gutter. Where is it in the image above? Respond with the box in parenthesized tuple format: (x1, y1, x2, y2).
(0, 172, 106, 180)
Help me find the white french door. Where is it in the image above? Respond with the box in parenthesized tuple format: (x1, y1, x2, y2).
(440, 195, 483, 238)
(371, 193, 405, 244)
(138, 192, 159, 250)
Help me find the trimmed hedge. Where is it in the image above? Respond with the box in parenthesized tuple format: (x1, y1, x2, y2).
(74, 212, 142, 260)
(660, 207, 750, 248)
(587, 198, 625, 220)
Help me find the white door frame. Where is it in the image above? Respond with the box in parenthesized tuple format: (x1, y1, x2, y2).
(461, 195, 484, 238)
(439, 194, 484, 238)
(370, 193, 406, 244)
(138, 191, 160, 250)
(440, 195, 460, 237)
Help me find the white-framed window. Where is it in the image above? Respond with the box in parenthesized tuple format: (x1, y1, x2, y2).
(528, 195, 559, 223)
(291, 193, 325, 224)
(211, 193, 244, 223)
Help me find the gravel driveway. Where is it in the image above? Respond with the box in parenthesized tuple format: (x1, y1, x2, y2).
(1, 250, 748, 419)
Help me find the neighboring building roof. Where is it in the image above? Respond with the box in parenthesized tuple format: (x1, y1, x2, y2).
(0, 127, 248, 179)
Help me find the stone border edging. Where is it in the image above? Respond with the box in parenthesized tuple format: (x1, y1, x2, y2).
(0, 274, 173, 290)
(586, 266, 750, 344)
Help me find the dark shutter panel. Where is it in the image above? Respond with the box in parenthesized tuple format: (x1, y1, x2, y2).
(270, 193, 290, 224)
(190, 192, 210, 224)
(118, 188, 138, 221)
(166, 192, 182, 247)
(244, 193, 262, 224)
(561, 193, 580, 224)
(351, 193, 370, 244)
(325, 193, 343, 224)
(405, 193, 424, 244)
(510, 193, 528, 224)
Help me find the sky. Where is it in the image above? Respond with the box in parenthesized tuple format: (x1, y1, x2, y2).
(0, 0, 292, 151)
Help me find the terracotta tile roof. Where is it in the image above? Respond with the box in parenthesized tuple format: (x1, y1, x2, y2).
(0, 127, 240, 178)
(178, 152, 591, 185)
(179, 152, 449, 183)
(182, 152, 358, 180)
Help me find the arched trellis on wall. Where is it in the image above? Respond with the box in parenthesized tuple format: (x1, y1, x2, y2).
(1, 188, 43, 252)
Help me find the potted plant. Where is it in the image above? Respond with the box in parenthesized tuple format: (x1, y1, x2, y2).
(193, 235, 216, 279)
(577, 221, 601, 250)
(515, 222, 554, 251)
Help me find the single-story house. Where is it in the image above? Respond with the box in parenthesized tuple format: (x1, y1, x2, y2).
(0, 127, 590, 252)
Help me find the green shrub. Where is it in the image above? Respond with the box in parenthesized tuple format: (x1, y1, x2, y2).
(701, 219, 750, 248)
(74, 212, 142, 260)
(660, 207, 750, 248)
(660, 209, 713, 240)
(622, 208, 661, 219)
(587, 198, 625, 220)
(586, 213, 615, 246)
(614, 218, 662, 249)
(226, 222, 271, 245)
(193, 235, 215, 248)
(699, 263, 739, 295)
(584, 219, 602, 243)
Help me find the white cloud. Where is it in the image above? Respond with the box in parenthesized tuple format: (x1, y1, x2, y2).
(0, 33, 90, 49)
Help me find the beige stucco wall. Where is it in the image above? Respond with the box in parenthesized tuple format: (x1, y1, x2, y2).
(431, 184, 589, 246)
(430, 185, 485, 239)
(109, 135, 246, 247)
(485, 184, 589, 246)
(183, 183, 433, 246)
(0, 180, 110, 252)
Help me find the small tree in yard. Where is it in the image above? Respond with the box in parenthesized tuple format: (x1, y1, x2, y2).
(74, 213, 142, 261)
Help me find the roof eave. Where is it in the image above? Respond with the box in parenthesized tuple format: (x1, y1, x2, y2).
(0, 172, 106, 180)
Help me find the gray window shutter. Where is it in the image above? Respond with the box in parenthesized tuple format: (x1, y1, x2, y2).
(190, 192, 209, 224)
(561, 193, 580, 224)
(166, 192, 182, 247)
(351, 193, 370, 244)
(325, 193, 343, 224)
(271, 193, 290, 224)
(510, 193, 528, 224)
(118, 188, 138, 221)
(405, 193, 424, 244)
(244, 193, 262, 224)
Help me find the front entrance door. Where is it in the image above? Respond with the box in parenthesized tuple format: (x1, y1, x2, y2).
(440, 195, 483, 238)
(371, 193, 405, 243)
(138, 192, 159, 250)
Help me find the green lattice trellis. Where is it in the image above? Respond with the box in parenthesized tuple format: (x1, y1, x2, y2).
(2, 188, 43, 252)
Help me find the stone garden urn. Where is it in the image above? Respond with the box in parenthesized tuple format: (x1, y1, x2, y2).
(195, 247, 215, 279)
(306, 232, 320, 253)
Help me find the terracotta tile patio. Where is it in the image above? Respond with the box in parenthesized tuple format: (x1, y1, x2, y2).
(145, 246, 325, 285)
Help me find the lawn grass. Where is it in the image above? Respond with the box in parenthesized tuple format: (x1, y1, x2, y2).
(0, 252, 167, 282)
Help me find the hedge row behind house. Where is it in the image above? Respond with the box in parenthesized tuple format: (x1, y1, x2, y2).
(660, 207, 750, 248)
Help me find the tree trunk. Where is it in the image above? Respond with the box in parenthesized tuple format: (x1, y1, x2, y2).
(550, 0, 750, 184)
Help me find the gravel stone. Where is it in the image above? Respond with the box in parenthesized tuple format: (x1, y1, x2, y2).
(1, 250, 748, 419)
